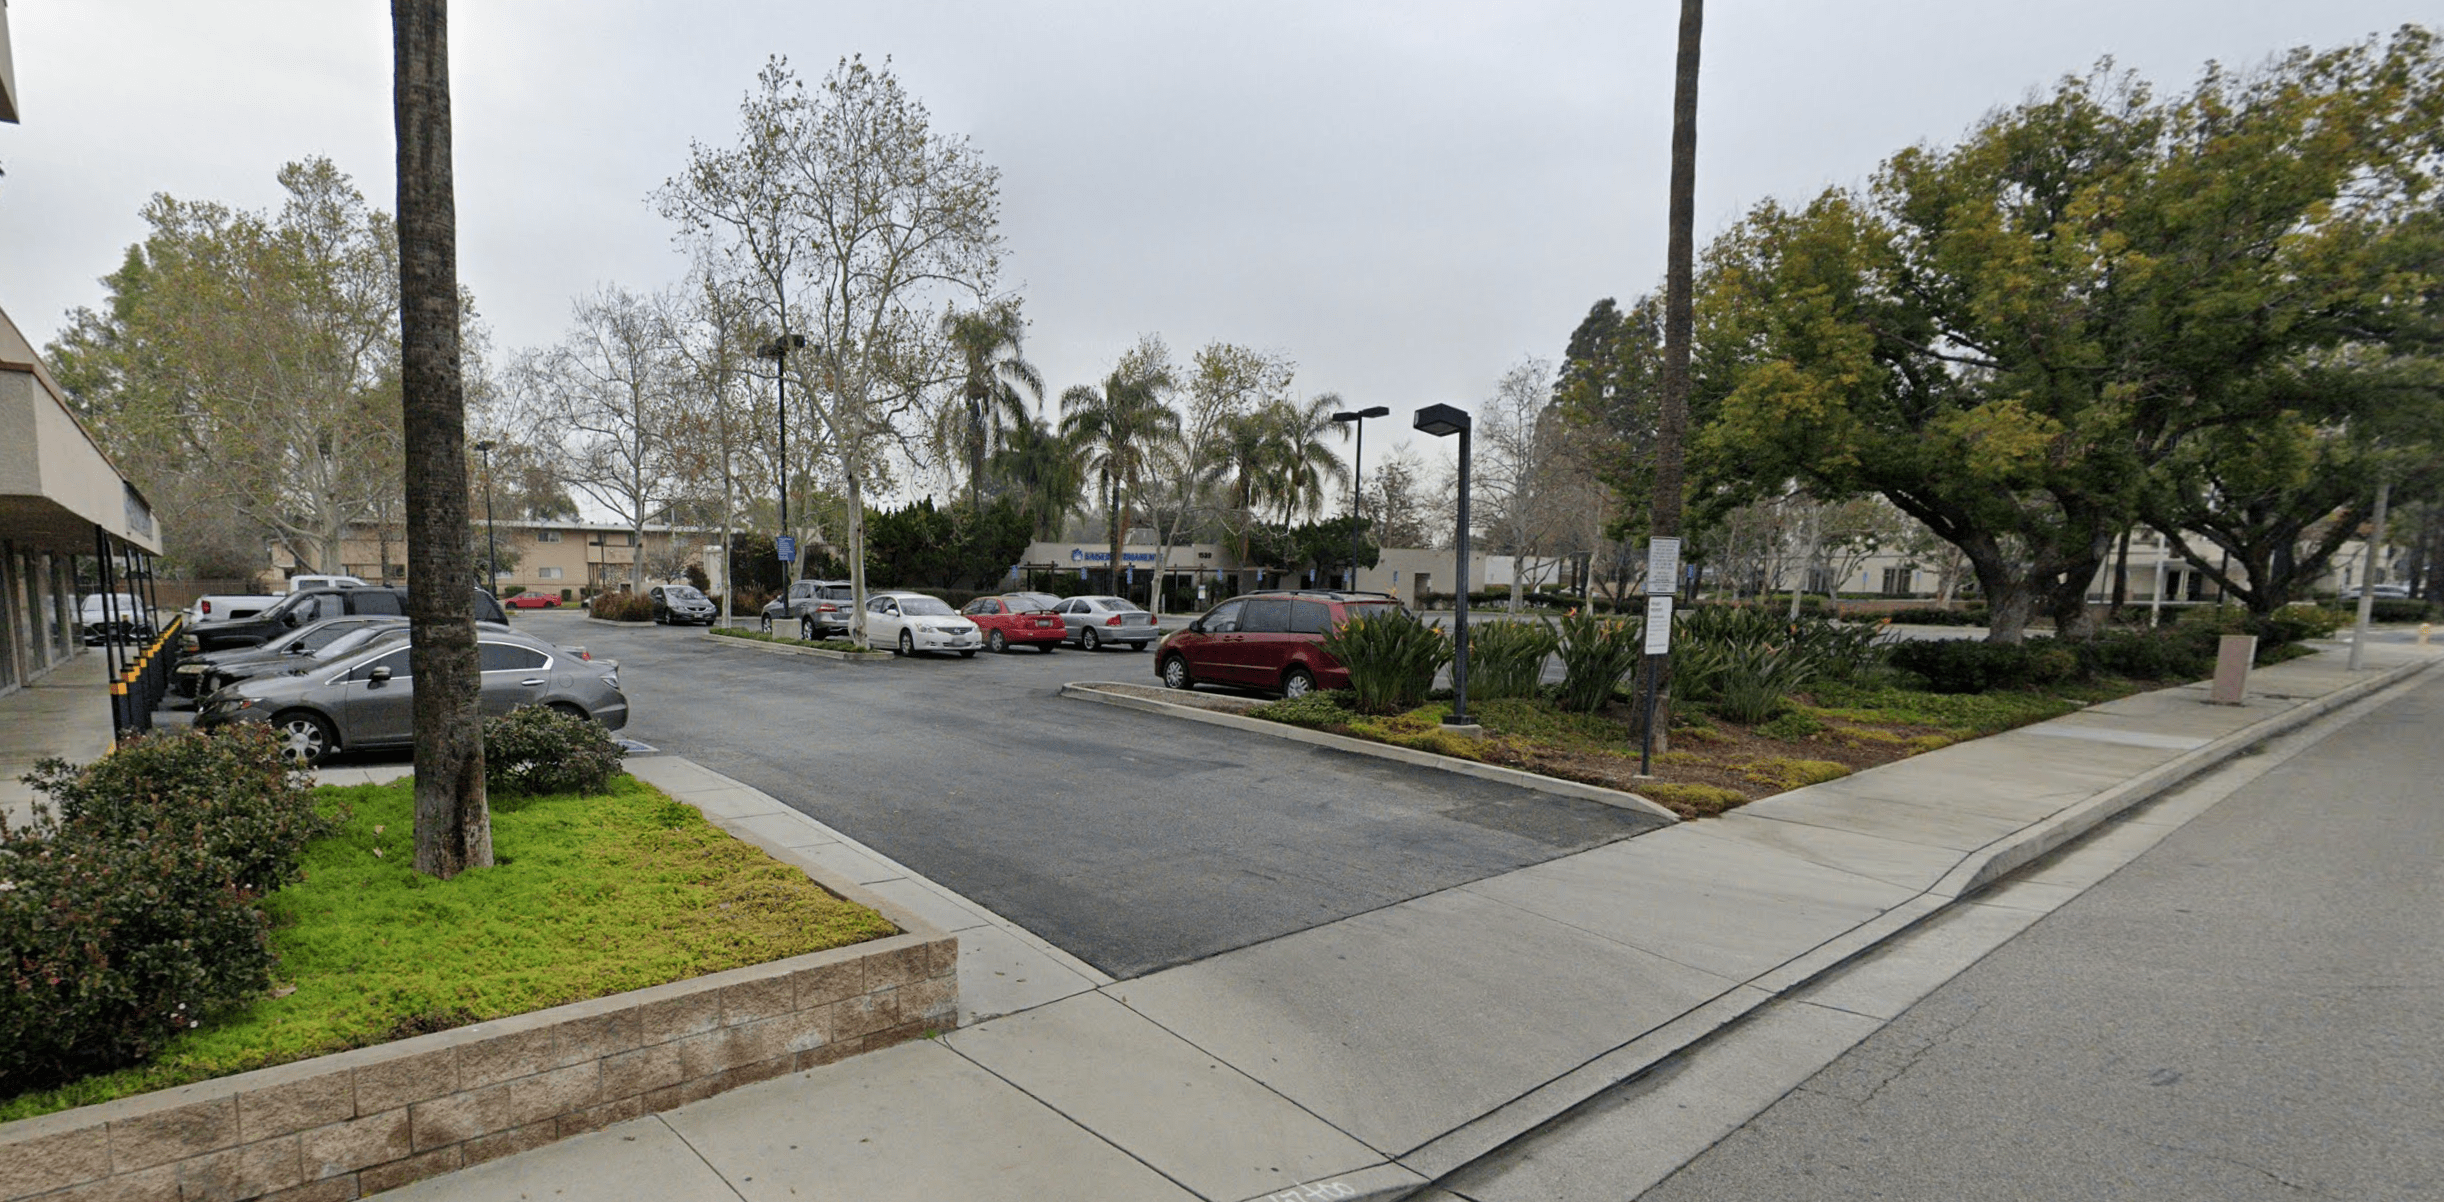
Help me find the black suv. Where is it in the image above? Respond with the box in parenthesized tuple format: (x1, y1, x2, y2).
(185, 587, 509, 653)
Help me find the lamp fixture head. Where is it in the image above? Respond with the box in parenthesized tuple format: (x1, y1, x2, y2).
(1413, 404, 1471, 437)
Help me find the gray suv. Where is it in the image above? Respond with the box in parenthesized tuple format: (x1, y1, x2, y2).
(195, 627, 627, 765)
(761, 579, 855, 639)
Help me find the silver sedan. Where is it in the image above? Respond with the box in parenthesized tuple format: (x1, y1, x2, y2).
(195, 627, 627, 765)
(1052, 595, 1158, 651)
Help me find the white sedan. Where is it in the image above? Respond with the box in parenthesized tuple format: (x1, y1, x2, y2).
(864, 592, 983, 657)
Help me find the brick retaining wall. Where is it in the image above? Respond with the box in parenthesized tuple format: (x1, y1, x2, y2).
(0, 930, 956, 1201)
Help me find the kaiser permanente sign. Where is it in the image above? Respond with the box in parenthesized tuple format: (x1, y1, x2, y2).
(1020, 541, 1233, 572)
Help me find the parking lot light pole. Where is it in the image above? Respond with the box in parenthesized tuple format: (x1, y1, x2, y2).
(758, 334, 808, 575)
(473, 439, 499, 594)
(1332, 405, 1391, 591)
(1414, 404, 1475, 730)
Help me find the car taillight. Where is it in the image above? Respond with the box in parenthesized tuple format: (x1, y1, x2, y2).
(1107, 615, 1123, 626)
(200, 600, 213, 615)
(818, 604, 836, 612)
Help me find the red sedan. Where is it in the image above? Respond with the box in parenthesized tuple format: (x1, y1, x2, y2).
(504, 591, 564, 609)
(960, 593, 1068, 653)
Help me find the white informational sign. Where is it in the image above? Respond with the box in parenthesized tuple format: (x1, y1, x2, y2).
(1645, 594, 1674, 655)
(1645, 537, 1681, 596)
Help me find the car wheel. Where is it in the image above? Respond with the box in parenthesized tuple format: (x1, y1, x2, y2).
(271, 710, 336, 766)
(1161, 656, 1193, 690)
(759, 613, 773, 633)
(1081, 627, 1101, 652)
(1281, 667, 1317, 700)
(987, 630, 1007, 653)
(898, 630, 914, 657)
(801, 618, 816, 641)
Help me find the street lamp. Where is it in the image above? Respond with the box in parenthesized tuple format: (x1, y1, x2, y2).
(1330, 405, 1391, 591)
(757, 334, 808, 572)
(1413, 403, 1476, 731)
(473, 439, 499, 594)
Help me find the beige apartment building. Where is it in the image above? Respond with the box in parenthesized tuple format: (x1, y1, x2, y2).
(273, 520, 712, 600)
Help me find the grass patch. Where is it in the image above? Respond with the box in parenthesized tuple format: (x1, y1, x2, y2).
(1637, 782, 1750, 818)
(709, 626, 875, 654)
(1799, 679, 2111, 737)
(1, 775, 894, 1122)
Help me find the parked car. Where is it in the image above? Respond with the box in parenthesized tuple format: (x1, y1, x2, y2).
(863, 591, 982, 657)
(504, 591, 564, 609)
(284, 574, 367, 593)
(958, 594, 1068, 653)
(2338, 584, 2413, 601)
(1051, 595, 1158, 651)
(187, 592, 283, 623)
(1155, 590, 1403, 697)
(185, 586, 509, 653)
(173, 614, 403, 698)
(77, 593, 154, 645)
(647, 583, 718, 626)
(195, 626, 625, 765)
(761, 578, 856, 639)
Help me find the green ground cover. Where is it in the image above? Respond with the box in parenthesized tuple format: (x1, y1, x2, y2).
(1, 775, 894, 1121)
(708, 626, 878, 654)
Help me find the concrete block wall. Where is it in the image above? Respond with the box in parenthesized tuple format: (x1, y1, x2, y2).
(0, 932, 956, 1201)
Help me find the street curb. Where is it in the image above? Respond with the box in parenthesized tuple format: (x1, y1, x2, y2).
(702, 628, 893, 663)
(1057, 681, 1681, 824)
(1401, 651, 2443, 1187)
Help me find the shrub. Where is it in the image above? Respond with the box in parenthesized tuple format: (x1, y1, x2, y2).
(2, 726, 330, 1093)
(2259, 604, 2347, 643)
(484, 705, 626, 797)
(1888, 638, 2056, 693)
(1878, 606, 1987, 626)
(18, 724, 327, 894)
(1468, 619, 1559, 700)
(2368, 598, 2437, 623)
(1553, 611, 1645, 713)
(1319, 609, 1451, 714)
(587, 591, 654, 621)
(2080, 628, 2213, 681)
(1673, 607, 1886, 714)
(1755, 710, 1824, 741)
(1249, 690, 1359, 729)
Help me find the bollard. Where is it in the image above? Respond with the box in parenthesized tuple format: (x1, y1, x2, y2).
(2422, 623, 2433, 648)
(2209, 633, 2256, 705)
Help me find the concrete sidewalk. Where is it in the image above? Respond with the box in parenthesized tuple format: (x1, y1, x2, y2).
(385, 641, 2438, 1202)
(0, 650, 114, 829)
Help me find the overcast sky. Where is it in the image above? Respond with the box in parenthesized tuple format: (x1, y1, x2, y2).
(0, 1, 2424, 499)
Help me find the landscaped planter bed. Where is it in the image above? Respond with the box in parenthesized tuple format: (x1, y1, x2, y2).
(1243, 679, 2148, 818)
(0, 775, 954, 1201)
(705, 626, 890, 661)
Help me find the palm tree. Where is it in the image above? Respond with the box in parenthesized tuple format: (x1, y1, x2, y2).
(1262, 393, 1350, 524)
(393, 0, 491, 878)
(992, 415, 1088, 539)
(1061, 361, 1178, 596)
(938, 301, 1042, 508)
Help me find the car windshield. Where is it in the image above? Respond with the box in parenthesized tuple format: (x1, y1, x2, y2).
(899, 596, 957, 617)
(1008, 592, 1059, 610)
(1004, 597, 1052, 613)
(666, 586, 704, 601)
(318, 626, 400, 660)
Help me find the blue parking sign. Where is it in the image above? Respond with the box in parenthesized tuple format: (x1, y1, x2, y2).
(776, 535, 796, 563)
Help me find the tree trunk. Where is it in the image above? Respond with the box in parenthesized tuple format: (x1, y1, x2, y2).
(1960, 539, 2034, 643)
(394, 0, 490, 879)
(1108, 471, 1125, 602)
(1645, 0, 1703, 750)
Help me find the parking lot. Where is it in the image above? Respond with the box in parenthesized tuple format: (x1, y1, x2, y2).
(510, 608, 1666, 978)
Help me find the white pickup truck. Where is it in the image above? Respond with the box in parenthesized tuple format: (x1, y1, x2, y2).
(186, 574, 367, 624)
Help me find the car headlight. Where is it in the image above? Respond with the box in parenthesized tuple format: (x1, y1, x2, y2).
(600, 670, 620, 689)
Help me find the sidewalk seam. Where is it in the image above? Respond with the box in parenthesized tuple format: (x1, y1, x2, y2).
(938, 1040, 1229, 1202)
(652, 1112, 752, 1202)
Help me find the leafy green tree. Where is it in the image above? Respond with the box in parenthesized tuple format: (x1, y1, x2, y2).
(49, 159, 403, 575)
(991, 414, 1088, 539)
(1696, 32, 2444, 642)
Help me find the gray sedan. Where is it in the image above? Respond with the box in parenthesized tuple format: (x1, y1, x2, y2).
(1051, 595, 1158, 651)
(196, 627, 627, 765)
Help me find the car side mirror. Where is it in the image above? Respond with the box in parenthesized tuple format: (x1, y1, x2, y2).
(369, 665, 392, 683)
(282, 611, 303, 628)
(1188, 618, 1205, 634)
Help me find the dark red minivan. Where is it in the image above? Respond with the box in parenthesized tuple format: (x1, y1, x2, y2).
(1154, 590, 1404, 697)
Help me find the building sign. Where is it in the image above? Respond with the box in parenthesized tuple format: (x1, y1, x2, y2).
(1069, 547, 1163, 565)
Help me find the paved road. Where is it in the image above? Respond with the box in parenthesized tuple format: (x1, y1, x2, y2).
(1574, 671, 2444, 1201)
(524, 611, 1665, 979)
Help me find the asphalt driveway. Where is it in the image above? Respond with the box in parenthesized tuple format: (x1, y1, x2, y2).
(523, 610, 1666, 978)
